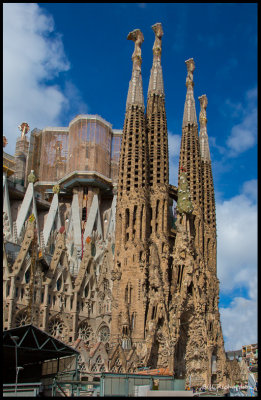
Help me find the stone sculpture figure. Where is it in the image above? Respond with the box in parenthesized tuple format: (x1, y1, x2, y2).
(152, 22, 163, 55)
(199, 94, 208, 123)
(127, 28, 144, 66)
(185, 58, 195, 87)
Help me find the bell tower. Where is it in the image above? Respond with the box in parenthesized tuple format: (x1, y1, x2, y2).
(179, 59, 204, 255)
(110, 29, 150, 353)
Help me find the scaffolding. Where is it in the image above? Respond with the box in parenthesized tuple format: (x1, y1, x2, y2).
(27, 116, 122, 187)
(67, 116, 112, 178)
(111, 132, 122, 182)
(39, 128, 69, 182)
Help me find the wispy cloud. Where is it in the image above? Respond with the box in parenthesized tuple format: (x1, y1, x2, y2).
(197, 32, 224, 48)
(215, 87, 257, 159)
(226, 87, 257, 157)
(172, 5, 188, 53)
(137, 3, 147, 9)
(217, 57, 238, 78)
(3, 3, 87, 154)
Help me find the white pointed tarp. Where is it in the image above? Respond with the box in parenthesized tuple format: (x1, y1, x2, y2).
(83, 193, 103, 242)
(42, 193, 61, 247)
(16, 182, 39, 241)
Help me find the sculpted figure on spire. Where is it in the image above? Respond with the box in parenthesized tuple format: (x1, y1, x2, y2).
(152, 22, 163, 57)
(127, 29, 144, 67)
(182, 58, 197, 127)
(199, 94, 210, 161)
(199, 94, 208, 124)
(126, 28, 144, 109)
(185, 58, 195, 87)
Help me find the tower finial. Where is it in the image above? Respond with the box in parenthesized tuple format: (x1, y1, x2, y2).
(152, 22, 163, 57)
(18, 122, 30, 139)
(182, 58, 197, 127)
(126, 29, 144, 109)
(185, 58, 195, 88)
(198, 94, 210, 161)
(127, 29, 144, 68)
(199, 94, 208, 124)
(148, 22, 164, 97)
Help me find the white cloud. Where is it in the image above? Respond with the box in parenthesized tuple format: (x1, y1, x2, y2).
(220, 296, 257, 351)
(168, 132, 181, 158)
(216, 179, 257, 350)
(168, 132, 181, 186)
(3, 3, 87, 155)
(216, 180, 257, 292)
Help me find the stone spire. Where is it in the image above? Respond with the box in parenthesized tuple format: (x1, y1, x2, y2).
(182, 58, 197, 128)
(126, 29, 144, 110)
(147, 23, 164, 97)
(146, 22, 168, 188)
(111, 28, 150, 355)
(198, 95, 211, 161)
(199, 95, 217, 271)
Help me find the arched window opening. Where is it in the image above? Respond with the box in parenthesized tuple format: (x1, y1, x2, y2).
(126, 208, 130, 228)
(133, 205, 137, 226)
(131, 313, 136, 329)
(57, 276, 62, 291)
(187, 282, 193, 295)
(25, 269, 30, 284)
(140, 205, 144, 239)
(82, 207, 87, 221)
(156, 199, 160, 220)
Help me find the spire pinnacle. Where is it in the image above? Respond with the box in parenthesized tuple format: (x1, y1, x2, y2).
(198, 94, 211, 161)
(148, 22, 164, 97)
(182, 58, 197, 127)
(126, 29, 144, 110)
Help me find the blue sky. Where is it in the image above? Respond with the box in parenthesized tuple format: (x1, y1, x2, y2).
(3, 3, 257, 351)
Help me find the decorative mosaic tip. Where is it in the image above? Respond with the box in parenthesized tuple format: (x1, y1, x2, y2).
(198, 94, 208, 123)
(182, 58, 197, 128)
(148, 22, 164, 97)
(152, 22, 163, 56)
(52, 184, 60, 194)
(27, 170, 37, 183)
(28, 213, 35, 222)
(198, 94, 211, 161)
(127, 28, 144, 65)
(18, 122, 30, 139)
(126, 29, 144, 109)
(185, 58, 195, 87)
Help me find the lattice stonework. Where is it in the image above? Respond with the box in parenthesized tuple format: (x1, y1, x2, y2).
(78, 323, 93, 343)
(78, 355, 87, 373)
(99, 325, 110, 343)
(111, 357, 123, 373)
(48, 318, 66, 339)
(15, 310, 30, 327)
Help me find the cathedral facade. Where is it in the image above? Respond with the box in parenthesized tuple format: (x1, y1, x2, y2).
(3, 23, 229, 386)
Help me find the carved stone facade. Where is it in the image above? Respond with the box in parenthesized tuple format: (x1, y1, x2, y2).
(3, 23, 231, 386)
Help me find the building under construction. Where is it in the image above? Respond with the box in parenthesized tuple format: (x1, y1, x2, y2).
(3, 23, 233, 388)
